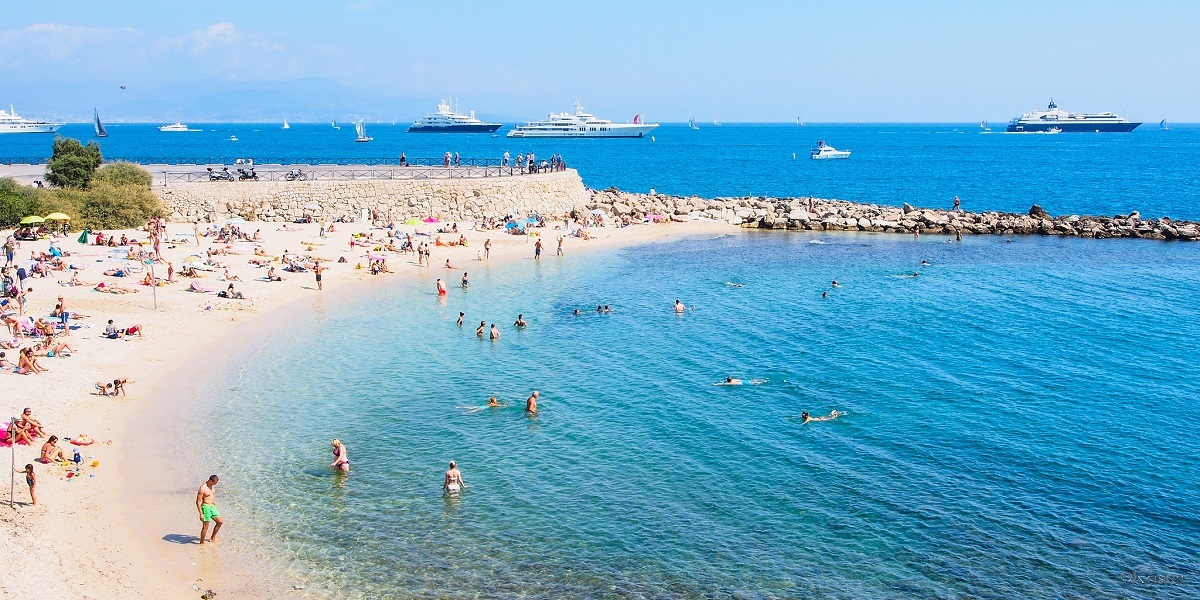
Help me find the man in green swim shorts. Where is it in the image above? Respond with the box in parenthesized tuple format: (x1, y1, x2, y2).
(196, 474, 223, 544)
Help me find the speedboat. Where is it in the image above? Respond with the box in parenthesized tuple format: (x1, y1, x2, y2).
(810, 140, 850, 160)
(508, 103, 657, 138)
(159, 122, 190, 132)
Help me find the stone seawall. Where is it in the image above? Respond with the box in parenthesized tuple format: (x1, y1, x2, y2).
(156, 170, 590, 223)
(583, 189, 1200, 241)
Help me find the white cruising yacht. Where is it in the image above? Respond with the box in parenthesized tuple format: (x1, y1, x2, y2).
(159, 122, 191, 132)
(0, 105, 62, 134)
(507, 103, 658, 138)
(408, 100, 501, 133)
(810, 140, 851, 160)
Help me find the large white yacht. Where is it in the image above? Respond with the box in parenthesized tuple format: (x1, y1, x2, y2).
(0, 105, 62, 134)
(507, 103, 658, 138)
(408, 100, 501, 133)
(159, 122, 191, 132)
(1007, 100, 1140, 132)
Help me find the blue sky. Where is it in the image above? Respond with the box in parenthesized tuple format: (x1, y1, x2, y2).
(1, 0, 1196, 122)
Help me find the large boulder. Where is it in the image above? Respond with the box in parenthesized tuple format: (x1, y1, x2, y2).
(1029, 204, 1051, 219)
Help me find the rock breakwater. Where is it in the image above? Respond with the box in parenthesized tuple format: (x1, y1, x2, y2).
(586, 189, 1200, 241)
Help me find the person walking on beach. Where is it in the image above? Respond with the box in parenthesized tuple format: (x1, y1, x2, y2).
(193, 220, 201, 247)
(483, 239, 491, 261)
(443, 461, 467, 494)
(313, 261, 325, 291)
(330, 439, 350, 473)
(534, 239, 543, 260)
(526, 390, 539, 414)
(557, 236, 564, 256)
(196, 475, 223, 544)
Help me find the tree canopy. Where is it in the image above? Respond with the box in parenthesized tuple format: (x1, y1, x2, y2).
(45, 136, 103, 189)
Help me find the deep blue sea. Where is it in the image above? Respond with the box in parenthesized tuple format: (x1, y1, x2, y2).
(3, 122, 1199, 219)
(181, 232, 1200, 599)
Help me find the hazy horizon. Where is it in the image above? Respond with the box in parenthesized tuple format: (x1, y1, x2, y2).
(2, 1, 1196, 123)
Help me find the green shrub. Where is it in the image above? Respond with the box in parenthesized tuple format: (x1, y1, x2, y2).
(94, 161, 153, 188)
(77, 181, 165, 230)
(0, 177, 39, 227)
(45, 136, 103, 189)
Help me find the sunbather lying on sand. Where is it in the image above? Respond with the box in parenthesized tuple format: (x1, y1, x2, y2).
(94, 282, 138, 294)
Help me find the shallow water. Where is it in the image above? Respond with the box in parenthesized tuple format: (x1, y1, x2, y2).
(187, 232, 1200, 599)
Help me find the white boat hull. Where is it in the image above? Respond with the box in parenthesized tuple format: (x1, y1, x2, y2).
(811, 151, 850, 160)
(0, 123, 61, 134)
(508, 124, 658, 138)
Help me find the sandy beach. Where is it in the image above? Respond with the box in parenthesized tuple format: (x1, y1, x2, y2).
(0, 215, 734, 599)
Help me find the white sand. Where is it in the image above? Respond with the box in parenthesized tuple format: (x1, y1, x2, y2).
(0, 216, 735, 599)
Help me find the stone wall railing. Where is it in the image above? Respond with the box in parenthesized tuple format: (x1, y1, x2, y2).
(157, 169, 591, 223)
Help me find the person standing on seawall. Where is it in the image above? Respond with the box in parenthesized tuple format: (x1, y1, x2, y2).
(953, 196, 961, 212)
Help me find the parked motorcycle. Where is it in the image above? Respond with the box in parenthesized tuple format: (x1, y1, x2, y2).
(208, 167, 234, 182)
(284, 169, 308, 182)
(237, 168, 259, 181)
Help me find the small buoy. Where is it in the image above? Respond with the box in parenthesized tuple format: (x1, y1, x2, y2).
(650, 136, 655, 142)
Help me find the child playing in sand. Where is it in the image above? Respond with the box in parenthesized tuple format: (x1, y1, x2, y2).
(16, 464, 35, 505)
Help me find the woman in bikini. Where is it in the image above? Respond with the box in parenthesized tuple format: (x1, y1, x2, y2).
(330, 439, 350, 473)
(443, 461, 467, 494)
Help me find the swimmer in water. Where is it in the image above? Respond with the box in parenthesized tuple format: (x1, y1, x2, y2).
(716, 376, 743, 386)
(514, 314, 527, 327)
(489, 323, 500, 340)
(572, 309, 581, 315)
(460, 272, 469, 288)
(603, 305, 611, 313)
(476, 321, 486, 337)
(802, 410, 842, 423)
(725, 281, 743, 288)
(525, 390, 539, 414)
(822, 291, 828, 298)
(831, 280, 840, 287)
(674, 299, 686, 314)
(487, 396, 501, 408)
(921, 260, 931, 266)
(436, 278, 447, 296)
(456, 312, 464, 327)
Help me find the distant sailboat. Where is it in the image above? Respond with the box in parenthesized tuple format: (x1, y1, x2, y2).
(688, 117, 699, 130)
(797, 116, 805, 127)
(355, 119, 372, 142)
(282, 118, 290, 130)
(713, 118, 721, 126)
(980, 119, 990, 131)
(331, 118, 340, 130)
(1160, 119, 1170, 131)
(93, 108, 108, 138)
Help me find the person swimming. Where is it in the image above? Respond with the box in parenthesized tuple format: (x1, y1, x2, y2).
(802, 410, 842, 423)
(725, 281, 743, 288)
(674, 299, 686, 313)
(716, 376, 743, 386)
(921, 260, 931, 266)
(831, 280, 840, 287)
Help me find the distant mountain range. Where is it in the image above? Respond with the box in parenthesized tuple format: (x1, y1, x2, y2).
(1, 77, 516, 123)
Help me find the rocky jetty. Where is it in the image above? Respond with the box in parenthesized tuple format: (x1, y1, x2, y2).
(586, 189, 1200, 241)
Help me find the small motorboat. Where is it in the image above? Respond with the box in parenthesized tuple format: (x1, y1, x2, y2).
(810, 140, 850, 160)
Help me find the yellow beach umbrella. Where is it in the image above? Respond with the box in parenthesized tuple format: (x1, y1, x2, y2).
(44, 212, 71, 220)
(19, 215, 45, 225)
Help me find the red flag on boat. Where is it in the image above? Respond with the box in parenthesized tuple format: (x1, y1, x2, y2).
(633, 114, 640, 124)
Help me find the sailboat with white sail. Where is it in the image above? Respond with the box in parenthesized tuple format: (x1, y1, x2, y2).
(797, 116, 805, 127)
(980, 119, 990, 131)
(688, 118, 699, 130)
(93, 108, 108, 138)
(282, 118, 290, 130)
(331, 118, 340, 130)
(1160, 119, 1170, 131)
(355, 119, 372, 142)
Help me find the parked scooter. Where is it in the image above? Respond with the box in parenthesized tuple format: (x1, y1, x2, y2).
(237, 168, 259, 181)
(208, 167, 234, 182)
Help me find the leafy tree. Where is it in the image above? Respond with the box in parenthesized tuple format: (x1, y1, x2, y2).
(94, 161, 153, 188)
(0, 177, 38, 227)
(45, 136, 103, 189)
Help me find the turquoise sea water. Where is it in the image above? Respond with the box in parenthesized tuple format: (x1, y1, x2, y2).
(189, 232, 1199, 599)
